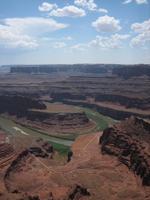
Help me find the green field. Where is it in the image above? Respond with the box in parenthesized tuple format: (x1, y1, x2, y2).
(49, 141, 70, 155)
(82, 107, 116, 131)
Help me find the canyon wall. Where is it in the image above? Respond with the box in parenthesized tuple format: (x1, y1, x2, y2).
(112, 65, 150, 79)
(50, 99, 150, 120)
(0, 95, 46, 116)
(10, 64, 107, 75)
(100, 116, 150, 186)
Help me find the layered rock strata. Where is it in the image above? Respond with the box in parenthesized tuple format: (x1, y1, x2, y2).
(100, 116, 150, 186)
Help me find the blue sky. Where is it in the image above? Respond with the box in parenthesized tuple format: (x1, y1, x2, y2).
(0, 0, 150, 65)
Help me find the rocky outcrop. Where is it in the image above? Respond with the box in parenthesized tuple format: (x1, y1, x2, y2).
(0, 144, 14, 160)
(95, 94, 150, 110)
(36, 139, 54, 156)
(4, 150, 29, 180)
(10, 64, 150, 78)
(27, 196, 40, 200)
(0, 95, 46, 117)
(28, 147, 48, 157)
(5, 143, 54, 181)
(100, 116, 150, 186)
(41, 142, 54, 154)
(67, 151, 73, 162)
(112, 64, 150, 79)
(23, 111, 91, 133)
(51, 92, 86, 101)
(66, 185, 90, 200)
(27, 111, 89, 125)
(53, 99, 150, 120)
(0, 143, 15, 167)
(10, 64, 107, 75)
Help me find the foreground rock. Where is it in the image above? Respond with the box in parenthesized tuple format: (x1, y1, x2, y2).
(1, 126, 150, 199)
(100, 116, 150, 186)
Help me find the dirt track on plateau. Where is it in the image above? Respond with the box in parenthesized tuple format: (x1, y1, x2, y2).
(30, 132, 150, 200)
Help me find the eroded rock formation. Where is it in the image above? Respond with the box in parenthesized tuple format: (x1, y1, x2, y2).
(66, 185, 90, 200)
(10, 64, 107, 75)
(112, 65, 150, 79)
(0, 95, 46, 117)
(100, 116, 150, 186)
(13, 109, 93, 135)
(55, 99, 150, 120)
(0, 143, 15, 167)
(4, 140, 54, 189)
(26, 111, 89, 128)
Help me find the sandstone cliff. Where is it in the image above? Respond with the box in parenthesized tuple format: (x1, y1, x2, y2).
(100, 116, 150, 186)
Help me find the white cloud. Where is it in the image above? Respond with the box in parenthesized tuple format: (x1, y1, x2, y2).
(0, 17, 68, 49)
(74, 0, 97, 11)
(42, 36, 73, 42)
(99, 8, 108, 14)
(71, 43, 87, 51)
(92, 15, 121, 32)
(53, 42, 66, 48)
(49, 5, 86, 17)
(38, 2, 58, 12)
(89, 34, 130, 49)
(4, 17, 68, 35)
(136, 0, 148, 4)
(131, 19, 150, 46)
(123, 0, 133, 4)
(0, 25, 38, 49)
(74, 0, 108, 14)
(131, 32, 150, 46)
(131, 19, 150, 33)
(123, 0, 148, 4)
(71, 34, 129, 51)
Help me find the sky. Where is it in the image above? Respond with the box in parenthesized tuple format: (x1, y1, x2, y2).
(0, 0, 150, 65)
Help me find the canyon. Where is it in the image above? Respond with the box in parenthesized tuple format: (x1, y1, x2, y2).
(0, 64, 149, 199)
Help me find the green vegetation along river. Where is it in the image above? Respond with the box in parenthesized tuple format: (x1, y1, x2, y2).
(0, 106, 116, 155)
(0, 116, 73, 146)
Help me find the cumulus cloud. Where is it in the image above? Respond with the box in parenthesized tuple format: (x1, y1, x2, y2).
(131, 19, 150, 33)
(0, 17, 68, 49)
(49, 5, 86, 17)
(89, 34, 130, 49)
(38, 2, 58, 12)
(92, 15, 121, 32)
(71, 34, 129, 50)
(131, 19, 150, 46)
(99, 8, 108, 14)
(74, 0, 108, 13)
(74, 0, 97, 11)
(0, 25, 38, 49)
(123, 0, 148, 4)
